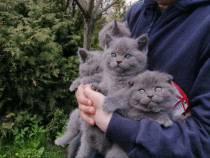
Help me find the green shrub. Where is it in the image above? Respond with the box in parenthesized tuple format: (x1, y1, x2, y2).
(46, 109, 69, 141)
(0, 0, 81, 141)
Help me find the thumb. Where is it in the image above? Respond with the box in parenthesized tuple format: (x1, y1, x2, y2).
(83, 86, 105, 107)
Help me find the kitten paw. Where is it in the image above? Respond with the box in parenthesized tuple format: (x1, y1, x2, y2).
(91, 84, 108, 95)
(156, 116, 173, 127)
(55, 138, 65, 145)
(69, 78, 81, 92)
(69, 81, 80, 92)
(69, 84, 77, 92)
(80, 77, 91, 85)
(91, 84, 103, 93)
(81, 80, 89, 85)
(103, 97, 128, 112)
(91, 83, 98, 91)
(163, 120, 173, 127)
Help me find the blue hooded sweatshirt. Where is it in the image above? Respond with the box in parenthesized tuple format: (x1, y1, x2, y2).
(105, 0, 210, 157)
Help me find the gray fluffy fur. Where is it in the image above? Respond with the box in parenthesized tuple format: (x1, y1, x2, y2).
(57, 47, 104, 157)
(125, 70, 177, 127)
(55, 108, 81, 157)
(99, 20, 131, 49)
(77, 34, 149, 158)
(108, 70, 190, 128)
(69, 48, 103, 92)
(92, 33, 148, 96)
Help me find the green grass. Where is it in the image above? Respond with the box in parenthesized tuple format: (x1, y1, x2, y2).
(0, 131, 67, 158)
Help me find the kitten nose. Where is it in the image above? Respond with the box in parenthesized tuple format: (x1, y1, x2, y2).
(116, 61, 122, 64)
(147, 94, 153, 99)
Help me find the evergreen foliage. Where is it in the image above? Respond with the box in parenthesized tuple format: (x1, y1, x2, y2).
(0, 0, 82, 142)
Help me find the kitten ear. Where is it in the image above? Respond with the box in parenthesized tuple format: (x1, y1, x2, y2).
(136, 33, 148, 53)
(105, 34, 113, 49)
(165, 74, 173, 84)
(77, 48, 89, 63)
(127, 79, 134, 88)
(123, 21, 128, 28)
(112, 20, 120, 35)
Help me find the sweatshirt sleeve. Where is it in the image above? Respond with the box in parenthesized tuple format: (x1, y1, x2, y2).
(105, 42, 210, 158)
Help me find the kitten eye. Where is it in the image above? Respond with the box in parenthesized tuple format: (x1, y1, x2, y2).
(111, 53, 116, 57)
(125, 54, 132, 59)
(155, 87, 162, 92)
(139, 89, 145, 94)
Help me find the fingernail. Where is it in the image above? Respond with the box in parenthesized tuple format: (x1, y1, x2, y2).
(88, 100, 92, 106)
(89, 108, 94, 114)
(89, 119, 94, 125)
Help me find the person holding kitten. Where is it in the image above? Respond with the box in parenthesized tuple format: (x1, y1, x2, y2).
(76, 0, 210, 157)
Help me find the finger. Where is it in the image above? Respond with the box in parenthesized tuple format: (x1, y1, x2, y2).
(83, 86, 104, 106)
(83, 84, 91, 89)
(79, 103, 95, 115)
(75, 84, 84, 99)
(76, 85, 92, 106)
(80, 111, 95, 126)
(83, 86, 102, 98)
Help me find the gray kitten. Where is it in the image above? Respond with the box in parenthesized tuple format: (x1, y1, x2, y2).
(77, 34, 149, 158)
(55, 108, 81, 158)
(99, 20, 131, 49)
(62, 49, 103, 156)
(92, 33, 148, 96)
(125, 70, 177, 127)
(110, 70, 190, 127)
(99, 71, 191, 157)
(69, 48, 103, 92)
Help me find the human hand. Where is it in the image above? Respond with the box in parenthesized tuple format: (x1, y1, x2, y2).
(76, 84, 96, 125)
(83, 85, 112, 132)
